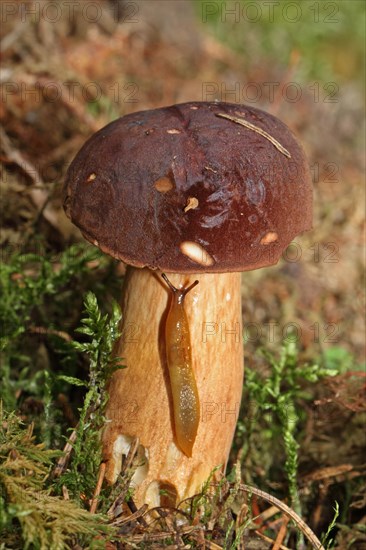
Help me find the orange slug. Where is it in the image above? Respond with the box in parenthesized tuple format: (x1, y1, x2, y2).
(162, 273, 200, 457)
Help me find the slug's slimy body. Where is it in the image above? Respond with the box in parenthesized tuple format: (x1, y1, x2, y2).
(162, 274, 200, 457)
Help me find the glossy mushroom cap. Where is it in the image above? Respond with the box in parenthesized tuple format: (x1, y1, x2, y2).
(63, 101, 312, 273)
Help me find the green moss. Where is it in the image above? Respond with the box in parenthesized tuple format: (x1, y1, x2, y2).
(0, 409, 113, 550)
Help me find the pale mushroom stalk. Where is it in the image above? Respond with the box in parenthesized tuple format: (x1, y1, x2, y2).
(63, 101, 312, 509)
(102, 267, 243, 506)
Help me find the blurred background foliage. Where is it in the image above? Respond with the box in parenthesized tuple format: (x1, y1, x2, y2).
(196, 0, 365, 83)
(0, 0, 365, 547)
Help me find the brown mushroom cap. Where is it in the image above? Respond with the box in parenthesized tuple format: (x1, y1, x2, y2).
(63, 101, 312, 273)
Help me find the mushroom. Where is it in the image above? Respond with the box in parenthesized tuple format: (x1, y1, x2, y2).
(63, 101, 312, 507)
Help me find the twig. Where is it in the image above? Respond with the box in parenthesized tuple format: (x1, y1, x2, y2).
(255, 530, 291, 550)
(198, 539, 222, 550)
(107, 438, 140, 519)
(301, 464, 354, 484)
(238, 484, 325, 550)
(111, 503, 148, 526)
(215, 112, 291, 158)
(189, 527, 206, 548)
(256, 504, 281, 523)
(122, 437, 140, 474)
(273, 516, 290, 550)
(127, 498, 149, 528)
(162, 511, 186, 549)
(51, 429, 77, 478)
(90, 462, 106, 514)
(128, 525, 199, 543)
(28, 325, 72, 342)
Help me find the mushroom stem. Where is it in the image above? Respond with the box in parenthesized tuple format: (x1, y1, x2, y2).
(102, 267, 244, 507)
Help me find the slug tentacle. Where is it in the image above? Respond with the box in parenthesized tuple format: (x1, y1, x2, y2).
(162, 273, 200, 457)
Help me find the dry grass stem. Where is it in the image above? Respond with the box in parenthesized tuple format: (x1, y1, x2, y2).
(215, 112, 291, 157)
